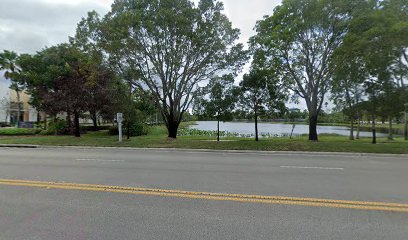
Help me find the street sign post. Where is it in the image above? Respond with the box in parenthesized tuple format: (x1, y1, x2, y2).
(117, 113, 123, 143)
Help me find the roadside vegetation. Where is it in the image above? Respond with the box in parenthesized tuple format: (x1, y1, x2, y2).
(0, 0, 407, 150)
(0, 123, 407, 154)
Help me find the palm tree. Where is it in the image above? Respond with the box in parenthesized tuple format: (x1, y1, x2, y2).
(0, 50, 22, 127)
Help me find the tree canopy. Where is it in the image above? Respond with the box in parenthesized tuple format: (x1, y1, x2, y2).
(18, 43, 119, 137)
(78, 0, 248, 138)
(250, 0, 355, 141)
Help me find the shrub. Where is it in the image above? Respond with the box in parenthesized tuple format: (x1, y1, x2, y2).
(108, 126, 119, 135)
(0, 122, 11, 128)
(81, 125, 112, 131)
(108, 123, 149, 137)
(44, 118, 70, 135)
(0, 128, 41, 136)
(38, 130, 50, 135)
(129, 123, 149, 136)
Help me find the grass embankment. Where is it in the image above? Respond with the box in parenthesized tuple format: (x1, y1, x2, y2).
(0, 123, 407, 154)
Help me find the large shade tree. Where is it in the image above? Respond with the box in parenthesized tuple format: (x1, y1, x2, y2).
(79, 0, 248, 138)
(19, 45, 91, 137)
(336, 0, 408, 143)
(331, 51, 366, 140)
(250, 0, 353, 141)
(18, 44, 118, 137)
(385, 0, 408, 88)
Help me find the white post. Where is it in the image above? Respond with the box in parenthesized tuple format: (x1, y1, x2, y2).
(117, 113, 123, 143)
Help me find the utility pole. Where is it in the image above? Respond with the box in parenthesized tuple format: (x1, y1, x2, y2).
(117, 113, 123, 143)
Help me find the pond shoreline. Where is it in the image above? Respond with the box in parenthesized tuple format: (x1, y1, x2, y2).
(188, 121, 398, 138)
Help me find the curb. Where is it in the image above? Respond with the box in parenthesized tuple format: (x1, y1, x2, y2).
(32, 145, 408, 158)
(0, 144, 39, 148)
(0, 144, 407, 157)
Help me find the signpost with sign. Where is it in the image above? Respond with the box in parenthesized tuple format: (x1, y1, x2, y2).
(117, 113, 123, 143)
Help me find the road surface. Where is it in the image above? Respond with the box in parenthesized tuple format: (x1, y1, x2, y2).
(0, 147, 407, 239)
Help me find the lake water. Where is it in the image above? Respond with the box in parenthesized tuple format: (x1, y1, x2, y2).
(189, 121, 388, 138)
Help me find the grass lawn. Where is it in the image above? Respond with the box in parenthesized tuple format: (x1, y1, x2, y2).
(0, 124, 407, 154)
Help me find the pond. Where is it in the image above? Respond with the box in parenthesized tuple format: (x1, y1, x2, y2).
(189, 121, 390, 138)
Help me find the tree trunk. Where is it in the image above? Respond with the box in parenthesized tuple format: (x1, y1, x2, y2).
(53, 115, 57, 135)
(217, 118, 220, 142)
(349, 116, 354, 140)
(254, 109, 259, 142)
(16, 90, 21, 128)
(308, 114, 318, 141)
(388, 116, 393, 140)
(167, 119, 180, 139)
(356, 111, 361, 140)
(74, 111, 81, 137)
(371, 115, 376, 144)
(345, 86, 354, 141)
(91, 111, 98, 131)
(127, 120, 131, 139)
(127, 81, 132, 140)
(43, 112, 47, 130)
(67, 111, 72, 128)
(164, 109, 184, 139)
(66, 111, 73, 135)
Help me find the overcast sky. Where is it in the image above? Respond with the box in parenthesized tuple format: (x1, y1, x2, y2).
(0, 0, 280, 53)
(0, 0, 289, 106)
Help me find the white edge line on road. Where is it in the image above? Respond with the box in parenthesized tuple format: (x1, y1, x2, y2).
(280, 166, 344, 170)
(149, 150, 391, 159)
(75, 159, 125, 162)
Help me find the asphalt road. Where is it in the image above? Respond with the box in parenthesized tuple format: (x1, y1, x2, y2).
(0, 147, 407, 239)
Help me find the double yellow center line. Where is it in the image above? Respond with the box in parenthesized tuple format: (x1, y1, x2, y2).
(0, 178, 407, 213)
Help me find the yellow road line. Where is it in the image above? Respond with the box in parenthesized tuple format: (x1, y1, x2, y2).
(0, 178, 407, 213)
